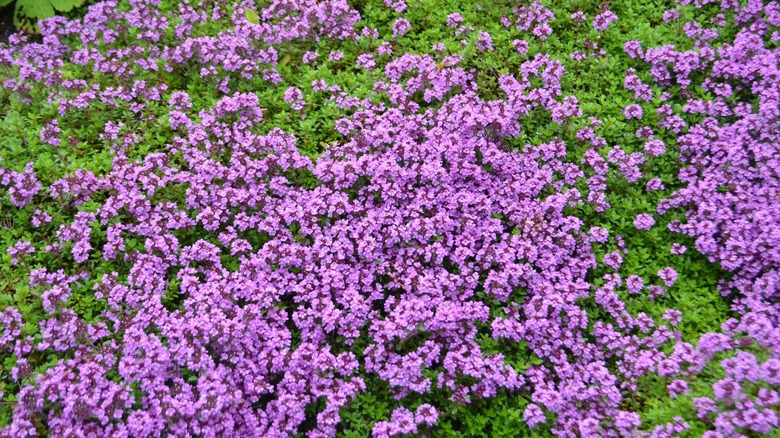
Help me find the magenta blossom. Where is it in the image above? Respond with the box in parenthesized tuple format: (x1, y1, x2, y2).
(658, 267, 678, 287)
(634, 213, 655, 230)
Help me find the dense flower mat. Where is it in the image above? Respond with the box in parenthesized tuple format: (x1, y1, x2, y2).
(0, 0, 778, 436)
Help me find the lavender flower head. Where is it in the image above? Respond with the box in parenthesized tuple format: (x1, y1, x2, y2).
(658, 267, 678, 287)
(634, 213, 655, 230)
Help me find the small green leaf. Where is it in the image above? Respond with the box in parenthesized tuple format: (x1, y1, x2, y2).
(245, 8, 259, 25)
(279, 54, 291, 66)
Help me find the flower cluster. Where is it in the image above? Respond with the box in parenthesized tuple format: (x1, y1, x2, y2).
(0, 2, 668, 431)
(628, 1, 780, 436)
(634, 214, 655, 231)
(0, 162, 41, 208)
(0, 0, 777, 436)
(283, 87, 306, 111)
(593, 10, 618, 32)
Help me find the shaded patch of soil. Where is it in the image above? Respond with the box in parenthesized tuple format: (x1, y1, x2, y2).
(0, 5, 15, 45)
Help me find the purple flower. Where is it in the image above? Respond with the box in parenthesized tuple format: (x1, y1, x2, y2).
(579, 418, 602, 436)
(721, 351, 760, 382)
(392, 18, 411, 38)
(667, 379, 689, 397)
(589, 226, 609, 243)
(390, 407, 417, 434)
(648, 285, 666, 301)
(31, 209, 52, 228)
(623, 104, 643, 120)
(361, 26, 379, 39)
(614, 411, 641, 435)
(446, 13, 464, 28)
(302, 51, 318, 64)
(476, 31, 493, 51)
(634, 213, 655, 230)
(312, 79, 327, 92)
(658, 267, 678, 287)
(644, 140, 666, 157)
(756, 388, 780, 407)
(657, 359, 680, 377)
(626, 275, 644, 294)
(415, 404, 438, 425)
(377, 41, 393, 56)
(603, 251, 623, 270)
(283, 87, 306, 111)
(40, 120, 61, 146)
(636, 126, 654, 138)
(713, 379, 742, 401)
(384, 0, 406, 13)
(694, 397, 718, 419)
(646, 178, 665, 191)
(523, 403, 545, 428)
(663, 9, 680, 23)
(7, 163, 41, 208)
(532, 24, 552, 40)
(593, 10, 618, 31)
(760, 358, 780, 385)
(662, 309, 683, 326)
(7, 240, 35, 265)
(356, 53, 376, 70)
(624, 40, 643, 59)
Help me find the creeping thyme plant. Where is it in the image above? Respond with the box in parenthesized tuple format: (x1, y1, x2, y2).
(0, 0, 778, 436)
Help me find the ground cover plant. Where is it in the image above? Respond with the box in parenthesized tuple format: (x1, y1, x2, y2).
(0, 0, 778, 436)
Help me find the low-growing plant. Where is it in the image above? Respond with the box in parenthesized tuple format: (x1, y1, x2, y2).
(0, 0, 777, 436)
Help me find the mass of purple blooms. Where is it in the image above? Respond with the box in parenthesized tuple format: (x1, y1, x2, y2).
(0, 0, 778, 436)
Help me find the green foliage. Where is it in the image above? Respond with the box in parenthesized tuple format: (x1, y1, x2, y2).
(1, 0, 84, 33)
(244, 7, 259, 25)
